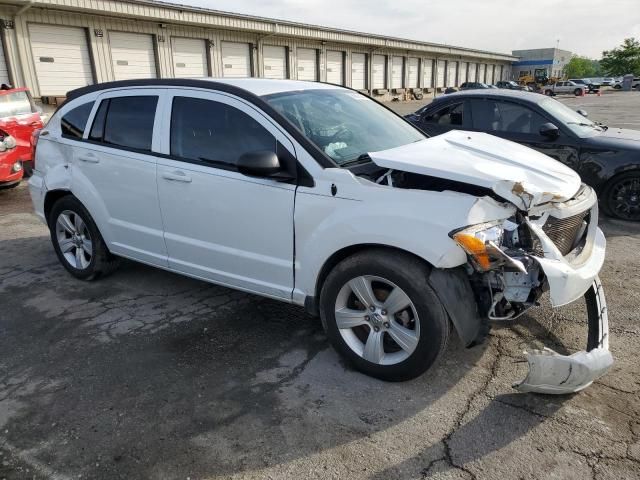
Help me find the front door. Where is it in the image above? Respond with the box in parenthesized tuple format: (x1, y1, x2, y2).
(468, 98, 580, 169)
(156, 90, 296, 300)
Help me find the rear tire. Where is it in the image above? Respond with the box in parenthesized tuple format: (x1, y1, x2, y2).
(601, 172, 640, 221)
(319, 249, 450, 381)
(48, 195, 120, 280)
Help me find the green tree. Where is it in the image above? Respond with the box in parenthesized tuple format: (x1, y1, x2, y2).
(600, 38, 640, 76)
(563, 56, 599, 78)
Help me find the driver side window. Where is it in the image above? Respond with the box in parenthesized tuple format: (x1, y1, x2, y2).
(470, 100, 547, 135)
(423, 102, 465, 126)
(170, 96, 276, 167)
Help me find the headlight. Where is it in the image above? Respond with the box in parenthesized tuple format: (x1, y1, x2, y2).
(0, 134, 16, 151)
(450, 222, 505, 271)
(3, 135, 16, 149)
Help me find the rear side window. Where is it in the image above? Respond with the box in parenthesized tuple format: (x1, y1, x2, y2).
(61, 102, 93, 139)
(89, 96, 158, 151)
(170, 97, 275, 167)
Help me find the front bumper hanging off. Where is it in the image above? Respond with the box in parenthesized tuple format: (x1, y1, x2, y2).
(512, 187, 613, 394)
(513, 277, 613, 394)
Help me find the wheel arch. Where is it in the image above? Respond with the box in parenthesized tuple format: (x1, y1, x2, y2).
(306, 244, 431, 316)
(44, 189, 73, 223)
(307, 243, 485, 347)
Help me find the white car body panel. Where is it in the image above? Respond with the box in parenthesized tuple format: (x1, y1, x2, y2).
(154, 89, 297, 300)
(30, 78, 612, 394)
(368, 130, 582, 208)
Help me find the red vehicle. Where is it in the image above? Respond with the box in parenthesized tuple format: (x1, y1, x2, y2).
(0, 87, 44, 189)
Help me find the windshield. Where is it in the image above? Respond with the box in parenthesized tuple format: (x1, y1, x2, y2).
(539, 98, 602, 137)
(264, 89, 424, 165)
(0, 91, 34, 118)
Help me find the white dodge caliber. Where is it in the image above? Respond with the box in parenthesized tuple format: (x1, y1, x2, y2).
(29, 78, 612, 393)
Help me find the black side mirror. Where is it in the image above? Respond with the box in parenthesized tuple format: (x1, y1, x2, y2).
(577, 109, 588, 118)
(539, 122, 560, 139)
(237, 150, 283, 178)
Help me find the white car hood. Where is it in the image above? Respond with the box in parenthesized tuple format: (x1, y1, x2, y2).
(368, 130, 582, 210)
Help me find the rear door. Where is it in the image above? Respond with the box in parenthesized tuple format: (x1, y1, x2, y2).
(71, 89, 167, 265)
(155, 89, 296, 299)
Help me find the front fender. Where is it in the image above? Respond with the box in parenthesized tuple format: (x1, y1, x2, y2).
(293, 173, 515, 302)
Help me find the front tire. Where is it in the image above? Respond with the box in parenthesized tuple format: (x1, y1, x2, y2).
(319, 250, 450, 381)
(574, 88, 582, 96)
(48, 195, 120, 280)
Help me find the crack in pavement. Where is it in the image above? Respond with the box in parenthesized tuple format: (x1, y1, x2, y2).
(421, 338, 503, 479)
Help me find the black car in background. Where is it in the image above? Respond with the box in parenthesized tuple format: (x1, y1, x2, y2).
(496, 80, 527, 91)
(459, 82, 491, 90)
(405, 90, 640, 220)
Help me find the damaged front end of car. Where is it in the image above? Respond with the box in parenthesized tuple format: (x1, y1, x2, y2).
(450, 182, 612, 394)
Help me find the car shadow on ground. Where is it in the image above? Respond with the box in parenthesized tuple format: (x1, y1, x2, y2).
(0, 236, 572, 479)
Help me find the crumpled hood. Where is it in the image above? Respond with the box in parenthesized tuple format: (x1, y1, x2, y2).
(368, 130, 582, 210)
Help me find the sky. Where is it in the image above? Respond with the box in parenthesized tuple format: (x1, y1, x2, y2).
(160, 0, 640, 58)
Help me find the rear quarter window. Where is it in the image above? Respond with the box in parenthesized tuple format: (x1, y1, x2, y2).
(61, 102, 94, 139)
(88, 96, 158, 152)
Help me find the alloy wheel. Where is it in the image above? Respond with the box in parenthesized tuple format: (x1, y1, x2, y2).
(610, 177, 640, 220)
(334, 275, 420, 365)
(55, 210, 93, 269)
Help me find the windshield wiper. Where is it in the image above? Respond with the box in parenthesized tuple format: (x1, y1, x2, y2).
(341, 153, 371, 167)
(566, 121, 602, 130)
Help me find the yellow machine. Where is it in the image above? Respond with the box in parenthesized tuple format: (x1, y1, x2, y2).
(518, 68, 561, 91)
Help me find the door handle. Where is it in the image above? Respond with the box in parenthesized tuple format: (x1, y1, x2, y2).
(78, 154, 99, 164)
(161, 170, 192, 183)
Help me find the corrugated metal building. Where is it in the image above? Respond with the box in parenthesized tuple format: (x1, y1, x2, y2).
(0, 0, 516, 102)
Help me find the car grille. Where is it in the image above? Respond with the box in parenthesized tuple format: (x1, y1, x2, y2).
(541, 211, 589, 255)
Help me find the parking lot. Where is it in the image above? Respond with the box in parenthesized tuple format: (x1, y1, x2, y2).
(1, 91, 639, 480)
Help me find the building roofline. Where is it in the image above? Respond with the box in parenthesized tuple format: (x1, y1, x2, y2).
(0, 0, 517, 61)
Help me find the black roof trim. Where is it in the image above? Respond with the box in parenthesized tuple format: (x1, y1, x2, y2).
(431, 89, 547, 104)
(66, 79, 336, 169)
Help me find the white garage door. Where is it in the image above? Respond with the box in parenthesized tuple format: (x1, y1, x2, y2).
(423, 59, 433, 87)
(263, 45, 286, 79)
(436, 60, 446, 88)
(458, 62, 468, 84)
(478, 64, 486, 83)
(110, 31, 157, 81)
(372, 54, 385, 89)
(221, 42, 251, 78)
(468, 63, 477, 82)
(29, 24, 93, 96)
(447, 61, 458, 87)
(297, 48, 317, 81)
(391, 56, 403, 89)
(172, 37, 207, 78)
(487, 65, 495, 84)
(326, 51, 343, 85)
(351, 53, 366, 90)
(0, 36, 9, 86)
(407, 57, 419, 88)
